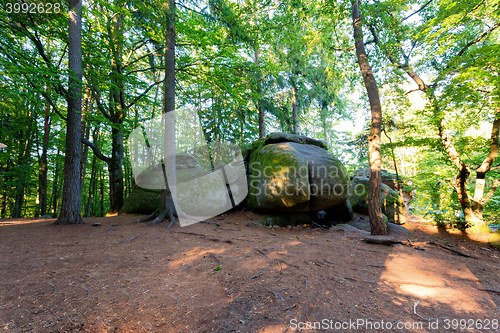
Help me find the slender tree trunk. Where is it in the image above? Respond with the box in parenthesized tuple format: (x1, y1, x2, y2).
(291, 83, 300, 134)
(368, 25, 487, 227)
(80, 87, 92, 192)
(86, 151, 97, 218)
(254, 46, 265, 138)
(50, 148, 60, 215)
(100, 167, 105, 217)
(321, 102, 330, 148)
(352, 0, 387, 235)
(13, 112, 34, 218)
(471, 107, 500, 221)
(39, 101, 50, 216)
(55, 0, 83, 224)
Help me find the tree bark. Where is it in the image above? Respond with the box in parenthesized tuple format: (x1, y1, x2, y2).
(471, 107, 500, 220)
(368, 24, 486, 226)
(291, 82, 299, 134)
(39, 101, 50, 216)
(54, 0, 83, 224)
(352, 0, 387, 235)
(254, 46, 265, 138)
(138, 0, 176, 226)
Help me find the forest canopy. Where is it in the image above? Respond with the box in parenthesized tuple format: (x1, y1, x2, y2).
(0, 0, 499, 230)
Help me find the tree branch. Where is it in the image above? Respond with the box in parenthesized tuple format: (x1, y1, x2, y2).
(457, 22, 500, 57)
(401, 0, 434, 23)
(91, 86, 112, 121)
(126, 79, 165, 110)
(81, 137, 110, 164)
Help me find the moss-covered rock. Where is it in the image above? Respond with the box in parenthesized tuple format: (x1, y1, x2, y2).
(264, 132, 328, 150)
(119, 185, 162, 215)
(247, 141, 349, 213)
(350, 177, 406, 225)
(489, 230, 500, 249)
(120, 166, 222, 216)
(262, 213, 313, 227)
(248, 142, 310, 212)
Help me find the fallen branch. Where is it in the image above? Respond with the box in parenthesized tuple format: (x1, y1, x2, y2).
(402, 240, 473, 258)
(322, 259, 340, 266)
(175, 231, 236, 244)
(476, 288, 500, 295)
(113, 233, 146, 245)
(266, 289, 284, 302)
(208, 252, 222, 266)
(249, 270, 268, 280)
(427, 240, 472, 258)
(249, 246, 268, 257)
(276, 259, 301, 269)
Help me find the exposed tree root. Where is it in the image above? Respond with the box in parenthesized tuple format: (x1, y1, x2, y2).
(134, 209, 159, 223)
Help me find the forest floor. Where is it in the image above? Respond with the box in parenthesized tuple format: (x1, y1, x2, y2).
(0, 212, 499, 333)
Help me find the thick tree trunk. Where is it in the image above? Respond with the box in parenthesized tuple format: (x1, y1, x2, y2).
(108, 127, 124, 213)
(55, 1, 83, 225)
(352, 0, 387, 235)
(138, 0, 177, 227)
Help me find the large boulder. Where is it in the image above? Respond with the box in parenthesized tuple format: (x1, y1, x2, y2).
(121, 153, 230, 216)
(247, 139, 350, 213)
(119, 186, 162, 215)
(350, 176, 406, 225)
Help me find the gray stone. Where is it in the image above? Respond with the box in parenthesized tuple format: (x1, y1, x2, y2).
(350, 177, 406, 225)
(387, 223, 414, 240)
(264, 132, 328, 150)
(247, 142, 350, 213)
(330, 224, 370, 235)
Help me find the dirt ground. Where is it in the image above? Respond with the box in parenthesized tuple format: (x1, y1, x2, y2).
(1, 211, 499, 333)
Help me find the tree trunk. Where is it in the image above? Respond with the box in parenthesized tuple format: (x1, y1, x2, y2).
(352, 0, 387, 235)
(80, 87, 92, 192)
(86, 150, 97, 217)
(368, 25, 484, 226)
(471, 107, 500, 221)
(50, 148, 60, 215)
(108, 127, 124, 213)
(291, 83, 300, 134)
(55, 0, 83, 225)
(321, 102, 330, 148)
(254, 46, 265, 138)
(39, 101, 50, 216)
(100, 167, 105, 217)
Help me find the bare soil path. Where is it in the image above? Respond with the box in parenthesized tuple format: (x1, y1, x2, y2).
(1, 212, 499, 332)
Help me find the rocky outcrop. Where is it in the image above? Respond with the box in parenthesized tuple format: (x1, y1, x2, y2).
(247, 137, 350, 214)
(350, 177, 406, 225)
